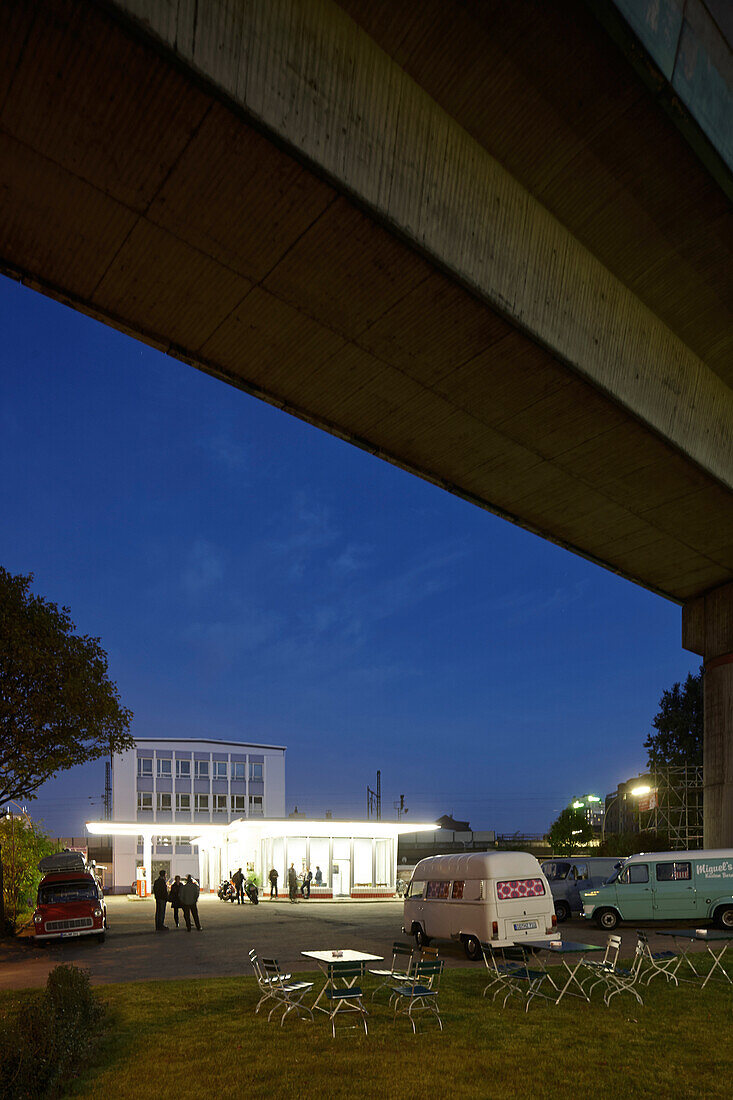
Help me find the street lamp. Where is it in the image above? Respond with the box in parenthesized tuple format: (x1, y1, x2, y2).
(601, 785, 650, 844)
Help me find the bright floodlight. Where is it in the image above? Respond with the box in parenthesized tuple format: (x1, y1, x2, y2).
(572, 800, 584, 809)
(586, 795, 601, 803)
(631, 785, 651, 796)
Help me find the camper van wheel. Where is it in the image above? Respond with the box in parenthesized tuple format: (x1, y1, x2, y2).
(554, 901, 571, 923)
(714, 905, 733, 930)
(463, 935, 482, 961)
(595, 908, 619, 931)
(414, 926, 431, 948)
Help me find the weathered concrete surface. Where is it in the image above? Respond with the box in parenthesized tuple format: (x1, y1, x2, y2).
(0, 0, 731, 603)
(683, 580, 733, 846)
(0, 894, 725, 989)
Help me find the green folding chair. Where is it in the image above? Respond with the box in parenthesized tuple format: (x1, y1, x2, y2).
(369, 941, 415, 1000)
(391, 959, 444, 1032)
(326, 960, 369, 1038)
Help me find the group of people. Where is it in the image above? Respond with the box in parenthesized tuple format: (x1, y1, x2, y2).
(152, 869, 202, 932)
(268, 864, 323, 901)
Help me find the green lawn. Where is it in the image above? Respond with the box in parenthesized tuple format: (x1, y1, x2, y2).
(51, 965, 733, 1098)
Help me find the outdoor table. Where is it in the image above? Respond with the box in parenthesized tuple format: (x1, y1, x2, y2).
(515, 940, 605, 1005)
(301, 949, 383, 1012)
(655, 929, 733, 989)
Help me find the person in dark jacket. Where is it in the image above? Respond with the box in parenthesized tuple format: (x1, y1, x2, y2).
(269, 867, 279, 899)
(232, 867, 245, 905)
(180, 874, 202, 931)
(152, 869, 169, 931)
(169, 874, 183, 928)
(288, 863, 298, 903)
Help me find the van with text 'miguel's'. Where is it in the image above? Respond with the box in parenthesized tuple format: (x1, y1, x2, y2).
(402, 851, 556, 960)
(580, 849, 733, 931)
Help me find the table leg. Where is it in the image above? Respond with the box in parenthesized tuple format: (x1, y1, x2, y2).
(554, 959, 589, 1005)
(701, 944, 732, 989)
(311, 971, 330, 1013)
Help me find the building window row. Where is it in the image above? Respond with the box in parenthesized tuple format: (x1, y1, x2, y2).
(137, 791, 264, 814)
(137, 757, 263, 781)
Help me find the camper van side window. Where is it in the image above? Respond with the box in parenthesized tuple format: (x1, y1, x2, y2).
(656, 861, 691, 882)
(426, 881, 450, 900)
(452, 881, 465, 900)
(619, 864, 649, 884)
(497, 878, 546, 900)
(408, 880, 425, 899)
(574, 863, 589, 880)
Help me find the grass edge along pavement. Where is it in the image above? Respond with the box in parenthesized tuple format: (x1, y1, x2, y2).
(10, 962, 731, 1100)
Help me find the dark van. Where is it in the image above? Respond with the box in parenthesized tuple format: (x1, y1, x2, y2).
(541, 857, 619, 922)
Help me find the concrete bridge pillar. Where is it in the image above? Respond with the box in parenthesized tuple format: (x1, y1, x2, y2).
(683, 581, 733, 847)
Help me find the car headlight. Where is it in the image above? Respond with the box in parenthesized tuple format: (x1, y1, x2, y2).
(93, 907, 102, 917)
(33, 912, 43, 924)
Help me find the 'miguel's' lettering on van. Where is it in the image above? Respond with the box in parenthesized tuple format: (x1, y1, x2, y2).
(698, 861, 733, 878)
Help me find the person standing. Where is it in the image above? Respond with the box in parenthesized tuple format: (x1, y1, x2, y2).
(169, 874, 183, 928)
(288, 863, 298, 903)
(269, 867, 279, 899)
(181, 874, 202, 931)
(302, 866, 312, 899)
(314, 866, 323, 885)
(152, 869, 169, 932)
(232, 867, 245, 905)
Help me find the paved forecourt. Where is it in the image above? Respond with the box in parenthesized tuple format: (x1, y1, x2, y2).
(1, 894, 727, 990)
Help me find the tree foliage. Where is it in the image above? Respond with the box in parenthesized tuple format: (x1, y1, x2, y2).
(0, 815, 58, 927)
(546, 807, 594, 856)
(0, 567, 134, 805)
(644, 669, 703, 769)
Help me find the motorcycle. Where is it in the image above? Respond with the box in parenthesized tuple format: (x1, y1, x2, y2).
(245, 880, 259, 905)
(218, 880, 236, 903)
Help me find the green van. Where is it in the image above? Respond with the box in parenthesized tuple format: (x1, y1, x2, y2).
(580, 849, 733, 931)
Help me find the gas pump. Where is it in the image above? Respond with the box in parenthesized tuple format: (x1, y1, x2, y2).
(136, 866, 147, 897)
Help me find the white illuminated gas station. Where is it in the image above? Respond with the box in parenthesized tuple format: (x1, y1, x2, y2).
(86, 817, 436, 897)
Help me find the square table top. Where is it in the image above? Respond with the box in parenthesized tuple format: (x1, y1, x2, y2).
(301, 949, 383, 963)
(656, 929, 733, 941)
(518, 940, 604, 953)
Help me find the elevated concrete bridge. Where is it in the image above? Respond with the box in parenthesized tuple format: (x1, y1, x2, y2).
(1, 1, 731, 839)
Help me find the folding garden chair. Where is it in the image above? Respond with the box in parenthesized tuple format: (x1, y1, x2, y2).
(249, 949, 292, 1016)
(601, 939, 646, 1007)
(260, 957, 314, 1024)
(579, 934, 623, 999)
(480, 944, 550, 1010)
(325, 960, 369, 1038)
(391, 959, 444, 1032)
(635, 930, 682, 986)
(369, 941, 415, 1000)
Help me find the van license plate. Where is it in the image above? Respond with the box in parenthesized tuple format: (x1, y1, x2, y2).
(513, 921, 537, 931)
(60, 931, 81, 938)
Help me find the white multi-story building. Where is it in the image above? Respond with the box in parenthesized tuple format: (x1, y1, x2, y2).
(109, 737, 286, 892)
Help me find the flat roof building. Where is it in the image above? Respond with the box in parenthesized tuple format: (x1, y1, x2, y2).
(95, 737, 435, 896)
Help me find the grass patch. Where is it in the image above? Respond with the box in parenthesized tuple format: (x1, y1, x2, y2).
(20, 964, 733, 1099)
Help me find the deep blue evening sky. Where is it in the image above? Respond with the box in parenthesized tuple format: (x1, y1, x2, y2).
(1, 277, 698, 837)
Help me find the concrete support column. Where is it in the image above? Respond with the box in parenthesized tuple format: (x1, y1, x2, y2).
(143, 834, 152, 895)
(682, 581, 733, 847)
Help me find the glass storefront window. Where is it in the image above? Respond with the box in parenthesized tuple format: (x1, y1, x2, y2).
(353, 838, 372, 886)
(310, 838, 329, 886)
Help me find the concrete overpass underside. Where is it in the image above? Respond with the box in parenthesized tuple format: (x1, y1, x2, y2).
(1, 1, 732, 835)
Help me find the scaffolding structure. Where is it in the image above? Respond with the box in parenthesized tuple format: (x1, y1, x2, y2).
(637, 765, 703, 850)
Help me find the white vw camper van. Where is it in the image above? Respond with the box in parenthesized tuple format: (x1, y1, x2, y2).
(402, 851, 556, 960)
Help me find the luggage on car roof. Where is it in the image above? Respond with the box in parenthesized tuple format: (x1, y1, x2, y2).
(38, 850, 87, 874)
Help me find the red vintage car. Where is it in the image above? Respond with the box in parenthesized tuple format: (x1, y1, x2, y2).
(33, 853, 107, 944)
